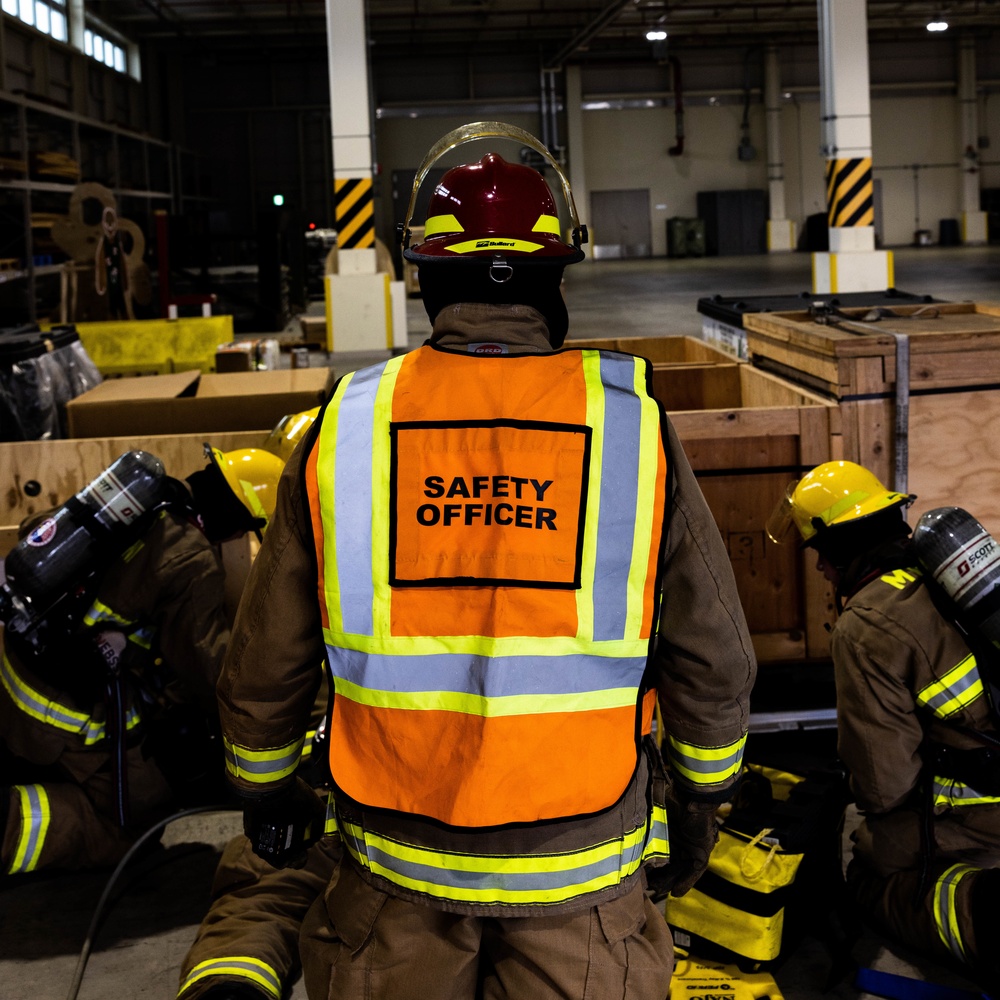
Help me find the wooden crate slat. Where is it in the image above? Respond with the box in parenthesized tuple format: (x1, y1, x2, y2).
(1, 431, 266, 524)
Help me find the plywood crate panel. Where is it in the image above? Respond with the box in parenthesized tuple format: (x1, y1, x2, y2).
(744, 302, 1000, 535)
(0, 431, 265, 526)
(653, 364, 838, 663)
(570, 334, 738, 366)
(0, 432, 266, 623)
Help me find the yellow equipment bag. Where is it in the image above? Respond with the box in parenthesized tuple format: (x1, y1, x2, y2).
(664, 762, 849, 971)
(669, 954, 785, 1000)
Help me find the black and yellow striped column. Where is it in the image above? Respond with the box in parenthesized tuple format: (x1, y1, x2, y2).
(825, 157, 874, 229)
(334, 176, 376, 249)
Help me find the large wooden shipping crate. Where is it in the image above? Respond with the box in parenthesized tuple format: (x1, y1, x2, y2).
(744, 302, 1000, 535)
(570, 334, 739, 366)
(653, 364, 838, 663)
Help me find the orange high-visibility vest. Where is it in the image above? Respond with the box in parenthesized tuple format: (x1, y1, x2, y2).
(305, 345, 668, 828)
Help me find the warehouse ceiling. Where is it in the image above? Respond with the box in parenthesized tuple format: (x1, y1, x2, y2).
(101, 0, 1000, 61)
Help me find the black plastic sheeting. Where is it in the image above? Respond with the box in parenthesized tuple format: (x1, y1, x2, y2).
(0, 324, 102, 441)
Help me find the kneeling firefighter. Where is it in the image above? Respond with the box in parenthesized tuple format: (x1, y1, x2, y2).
(216, 121, 755, 1000)
(0, 444, 283, 875)
(768, 460, 1000, 994)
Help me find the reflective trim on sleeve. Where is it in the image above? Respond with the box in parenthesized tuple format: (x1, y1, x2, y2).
(223, 735, 304, 784)
(82, 599, 154, 650)
(932, 776, 1000, 808)
(8, 784, 50, 874)
(177, 956, 282, 999)
(933, 863, 978, 963)
(665, 732, 747, 786)
(917, 655, 983, 719)
(1, 655, 140, 746)
(324, 792, 338, 836)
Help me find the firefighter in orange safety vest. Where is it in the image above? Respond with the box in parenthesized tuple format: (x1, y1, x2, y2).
(768, 460, 1000, 995)
(216, 121, 757, 1000)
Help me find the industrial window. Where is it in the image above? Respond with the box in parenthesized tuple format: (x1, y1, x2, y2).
(3, 0, 68, 44)
(84, 28, 127, 75)
(2, 1, 135, 77)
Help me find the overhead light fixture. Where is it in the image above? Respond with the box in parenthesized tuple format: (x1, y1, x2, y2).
(646, 29, 668, 41)
(926, 18, 948, 31)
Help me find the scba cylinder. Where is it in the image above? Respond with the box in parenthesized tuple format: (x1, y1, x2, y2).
(912, 506, 1000, 648)
(4, 450, 165, 605)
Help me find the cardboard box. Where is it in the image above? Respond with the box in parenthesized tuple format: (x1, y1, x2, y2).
(66, 368, 336, 438)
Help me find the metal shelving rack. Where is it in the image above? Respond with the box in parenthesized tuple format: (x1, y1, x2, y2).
(0, 90, 208, 323)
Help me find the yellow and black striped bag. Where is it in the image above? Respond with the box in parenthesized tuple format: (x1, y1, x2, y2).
(664, 762, 849, 971)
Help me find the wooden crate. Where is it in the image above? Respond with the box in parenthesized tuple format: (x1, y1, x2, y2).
(744, 302, 1000, 535)
(654, 364, 838, 664)
(570, 334, 739, 366)
(0, 431, 266, 624)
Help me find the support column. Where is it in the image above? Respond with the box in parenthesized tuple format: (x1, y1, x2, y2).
(959, 36, 987, 244)
(565, 65, 590, 257)
(765, 47, 794, 252)
(813, 0, 893, 293)
(324, 0, 405, 351)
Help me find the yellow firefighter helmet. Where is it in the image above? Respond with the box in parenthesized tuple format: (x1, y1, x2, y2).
(766, 460, 913, 545)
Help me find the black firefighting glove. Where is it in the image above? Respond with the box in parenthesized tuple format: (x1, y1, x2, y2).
(646, 787, 720, 901)
(243, 777, 327, 869)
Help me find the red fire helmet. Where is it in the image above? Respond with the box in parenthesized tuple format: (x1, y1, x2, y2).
(400, 121, 588, 268)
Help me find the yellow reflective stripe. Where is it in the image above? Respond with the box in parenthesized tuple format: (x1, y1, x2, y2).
(318, 371, 353, 634)
(121, 537, 146, 563)
(340, 817, 652, 905)
(666, 732, 747, 785)
(370, 355, 405, 637)
(423, 213, 464, 237)
(530, 213, 561, 235)
(643, 801, 669, 861)
(1, 654, 140, 745)
(626, 357, 660, 641)
(445, 238, 545, 254)
(83, 598, 134, 628)
(223, 735, 303, 784)
(334, 676, 636, 717)
(821, 489, 871, 524)
(933, 863, 977, 962)
(9, 784, 50, 874)
(238, 478, 267, 520)
(178, 956, 282, 999)
(321, 628, 649, 660)
(917, 654, 983, 719)
(324, 792, 338, 835)
(577, 350, 605, 642)
(932, 776, 1000, 807)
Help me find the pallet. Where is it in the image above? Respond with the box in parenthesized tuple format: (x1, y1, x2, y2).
(744, 302, 1000, 535)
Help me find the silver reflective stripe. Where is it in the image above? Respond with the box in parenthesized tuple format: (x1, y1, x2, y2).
(593, 353, 643, 642)
(666, 736, 746, 782)
(223, 736, 303, 780)
(918, 657, 982, 718)
(932, 776, 1000, 807)
(9, 784, 50, 874)
(334, 361, 387, 636)
(339, 818, 655, 905)
(1, 655, 139, 745)
(326, 645, 646, 697)
(933, 864, 976, 962)
(178, 956, 282, 999)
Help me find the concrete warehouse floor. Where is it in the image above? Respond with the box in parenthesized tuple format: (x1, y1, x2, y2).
(2, 244, 999, 1000)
